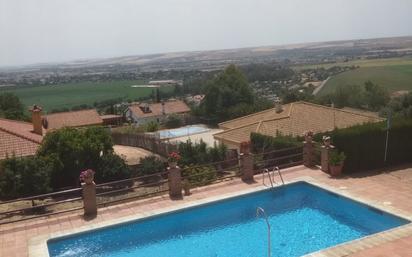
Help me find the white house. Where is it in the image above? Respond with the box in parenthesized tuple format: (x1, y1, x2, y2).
(124, 100, 190, 126)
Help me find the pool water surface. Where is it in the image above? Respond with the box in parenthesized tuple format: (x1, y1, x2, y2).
(48, 182, 409, 257)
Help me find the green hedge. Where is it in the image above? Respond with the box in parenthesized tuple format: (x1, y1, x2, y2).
(250, 132, 302, 153)
(315, 119, 412, 173)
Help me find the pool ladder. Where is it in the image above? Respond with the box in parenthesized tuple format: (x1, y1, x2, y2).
(262, 166, 284, 188)
(256, 207, 271, 257)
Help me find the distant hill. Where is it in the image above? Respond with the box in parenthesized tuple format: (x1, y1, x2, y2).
(2, 35, 412, 73)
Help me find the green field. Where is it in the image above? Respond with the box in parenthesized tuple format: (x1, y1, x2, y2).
(318, 64, 412, 95)
(294, 57, 412, 70)
(0, 80, 174, 111)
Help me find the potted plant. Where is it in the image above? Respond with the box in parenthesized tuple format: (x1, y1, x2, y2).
(167, 151, 181, 168)
(80, 169, 95, 185)
(329, 151, 346, 177)
(183, 179, 191, 196)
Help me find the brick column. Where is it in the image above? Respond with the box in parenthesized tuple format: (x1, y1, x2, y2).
(168, 166, 183, 199)
(239, 141, 254, 182)
(321, 145, 334, 173)
(82, 182, 97, 216)
(303, 141, 314, 167)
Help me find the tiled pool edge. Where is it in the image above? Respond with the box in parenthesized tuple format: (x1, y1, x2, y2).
(28, 177, 412, 257)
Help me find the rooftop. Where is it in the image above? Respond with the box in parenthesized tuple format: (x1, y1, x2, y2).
(0, 118, 42, 160)
(128, 100, 190, 118)
(214, 101, 383, 145)
(43, 109, 103, 130)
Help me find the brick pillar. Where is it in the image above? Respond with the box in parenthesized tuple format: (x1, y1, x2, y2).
(29, 105, 43, 135)
(321, 145, 334, 173)
(239, 141, 254, 182)
(82, 182, 97, 216)
(303, 141, 314, 167)
(240, 153, 254, 182)
(168, 166, 183, 199)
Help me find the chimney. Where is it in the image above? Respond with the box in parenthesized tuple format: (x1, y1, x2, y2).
(161, 101, 166, 115)
(274, 97, 283, 113)
(29, 105, 43, 135)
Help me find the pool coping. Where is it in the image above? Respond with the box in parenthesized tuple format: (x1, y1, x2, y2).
(157, 124, 211, 140)
(28, 177, 412, 257)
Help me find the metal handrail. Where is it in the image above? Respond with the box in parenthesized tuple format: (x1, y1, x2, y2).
(252, 146, 303, 157)
(256, 207, 271, 257)
(274, 166, 285, 185)
(262, 168, 274, 188)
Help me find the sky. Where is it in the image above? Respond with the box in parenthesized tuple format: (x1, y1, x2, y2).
(1, 0, 412, 67)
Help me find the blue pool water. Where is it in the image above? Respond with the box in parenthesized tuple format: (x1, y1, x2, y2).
(48, 182, 409, 257)
(157, 125, 209, 139)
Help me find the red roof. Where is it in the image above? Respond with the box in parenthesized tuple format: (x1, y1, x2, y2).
(43, 109, 103, 130)
(0, 118, 42, 160)
(128, 100, 190, 118)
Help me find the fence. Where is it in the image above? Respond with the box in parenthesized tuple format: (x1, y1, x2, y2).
(0, 171, 171, 225)
(181, 157, 241, 190)
(111, 132, 178, 157)
(253, 146, 304, 174)
(0, 145, 305, 225)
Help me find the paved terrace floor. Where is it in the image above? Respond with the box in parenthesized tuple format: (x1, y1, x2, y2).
(1, 164, 412, 257)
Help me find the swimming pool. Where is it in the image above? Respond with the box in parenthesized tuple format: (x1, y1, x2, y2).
(47, 182, 409, 257)
(157, 125, 209, 139)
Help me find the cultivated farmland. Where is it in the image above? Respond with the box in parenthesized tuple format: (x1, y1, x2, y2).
(0, 80, 174, 111)
(318, 64, 412, 95)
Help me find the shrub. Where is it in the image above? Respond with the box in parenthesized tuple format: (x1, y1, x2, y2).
(251, 132, 302, 153)
(178, 140, 227, 166)
(165, 114, 182, 129)
(182, 165, 217, 187)
(94, 154, 131, 184)
(329, 150, 346, 166)
(145, 121, 159, 132)
(137, 155, 165, 176)
(0, 156, 53, 199)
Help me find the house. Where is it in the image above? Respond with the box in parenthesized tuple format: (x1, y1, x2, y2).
(185, 94, 205, 106)
(0, 106, 112, 160)
(214, 101, 383, 149)
(39, 107, 103, 133)
(124, 100, 190, 126)
(148, 80, 183, 86)
(0, 118, 43, 160)
(100, 114, 124, 126)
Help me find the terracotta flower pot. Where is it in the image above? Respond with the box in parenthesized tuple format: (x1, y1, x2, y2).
(168, 162, 177, 169)
(84, 176, 94, 185)
(330, 163, 344, 177)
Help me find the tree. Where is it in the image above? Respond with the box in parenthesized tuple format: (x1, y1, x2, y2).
(0, 93, 26, 120)
(155, 88, 161, 103)
(200, 64, 258, 122)
(363, 81, 389, 111)
(37, 127, 129, 189)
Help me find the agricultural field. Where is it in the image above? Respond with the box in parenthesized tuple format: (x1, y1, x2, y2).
(294, 57, 412, 70)
(0, 80, 174, 111)
(318, 64, 412, 95)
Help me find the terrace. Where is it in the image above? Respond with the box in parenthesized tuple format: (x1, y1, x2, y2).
(1, 163, 412, 257)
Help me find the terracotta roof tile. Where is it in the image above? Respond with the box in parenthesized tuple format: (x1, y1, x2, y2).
(214, 101, 384, 145)
(0, 118, 42, 143)
(0, 119, 42, 160)
(128, 100, 190, 118)
(44, 109, 103, 130)
(0, 129, 40, 159)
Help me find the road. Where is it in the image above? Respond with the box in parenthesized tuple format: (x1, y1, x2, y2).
(312, 76, 331, 95)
